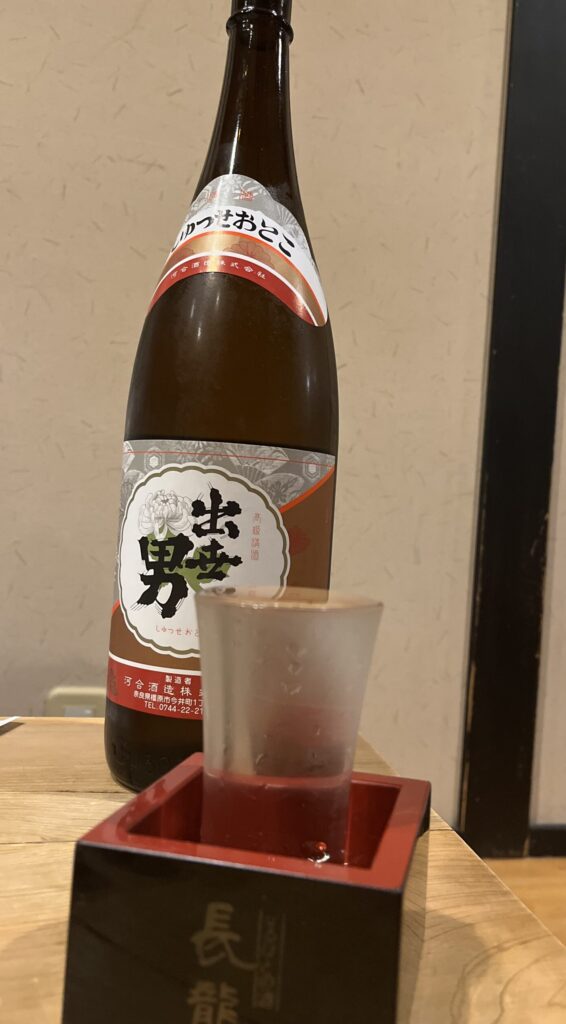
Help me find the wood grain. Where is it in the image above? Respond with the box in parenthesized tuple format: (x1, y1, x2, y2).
(0, 718, 121, 794)
(0, 843, 74, 1024)
(415, 832, 566, 1023)
(1, 719, 565, 1024)
(487, 857, 566, 947)
(0, 793, 128, 844)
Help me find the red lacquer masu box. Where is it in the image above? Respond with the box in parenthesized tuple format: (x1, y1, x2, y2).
(62, 755, 430, 1024)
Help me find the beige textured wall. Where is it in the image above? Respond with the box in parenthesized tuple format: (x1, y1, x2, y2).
(1, 0, 507, 822)
(532, 314, 566, 825)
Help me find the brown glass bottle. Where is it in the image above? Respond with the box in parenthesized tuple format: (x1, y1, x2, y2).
(105, 0, 338, 791)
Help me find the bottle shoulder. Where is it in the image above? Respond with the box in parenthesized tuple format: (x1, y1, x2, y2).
(126, 276, 338, 454)
(138, 273, 335, 354)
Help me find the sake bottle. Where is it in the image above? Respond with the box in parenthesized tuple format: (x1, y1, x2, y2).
(105, 0, 338, 790)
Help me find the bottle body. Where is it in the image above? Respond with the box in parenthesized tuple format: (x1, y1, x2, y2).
(105, 4, 338, 791)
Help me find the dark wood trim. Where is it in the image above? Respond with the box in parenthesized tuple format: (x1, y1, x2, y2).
(529, 827, 566, 857)
(458, 0, 566, 857)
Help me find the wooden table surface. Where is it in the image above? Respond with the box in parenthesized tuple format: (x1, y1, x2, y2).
(1, 719, 565, 1024)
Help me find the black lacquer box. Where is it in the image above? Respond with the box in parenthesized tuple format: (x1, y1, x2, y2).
(62, 754, 430, 1024)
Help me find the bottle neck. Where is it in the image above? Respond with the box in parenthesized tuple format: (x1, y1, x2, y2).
(195, 7, 303, 223)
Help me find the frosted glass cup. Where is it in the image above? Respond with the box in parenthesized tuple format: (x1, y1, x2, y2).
(196, 588, 382, 864)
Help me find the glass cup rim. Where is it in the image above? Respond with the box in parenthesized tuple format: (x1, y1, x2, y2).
(195, 586, 383, 613)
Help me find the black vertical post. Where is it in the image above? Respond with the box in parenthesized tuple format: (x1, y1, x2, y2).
(459, 0, 566, 857)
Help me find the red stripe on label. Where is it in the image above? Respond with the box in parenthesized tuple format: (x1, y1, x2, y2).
(149, 254, 317, 324)
(107, 656, 202, 720)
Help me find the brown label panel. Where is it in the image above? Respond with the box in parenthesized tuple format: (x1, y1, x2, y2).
(108, 441, 336, 720)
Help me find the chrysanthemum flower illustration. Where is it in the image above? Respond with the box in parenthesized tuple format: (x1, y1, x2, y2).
(138, 490, 192, 541)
